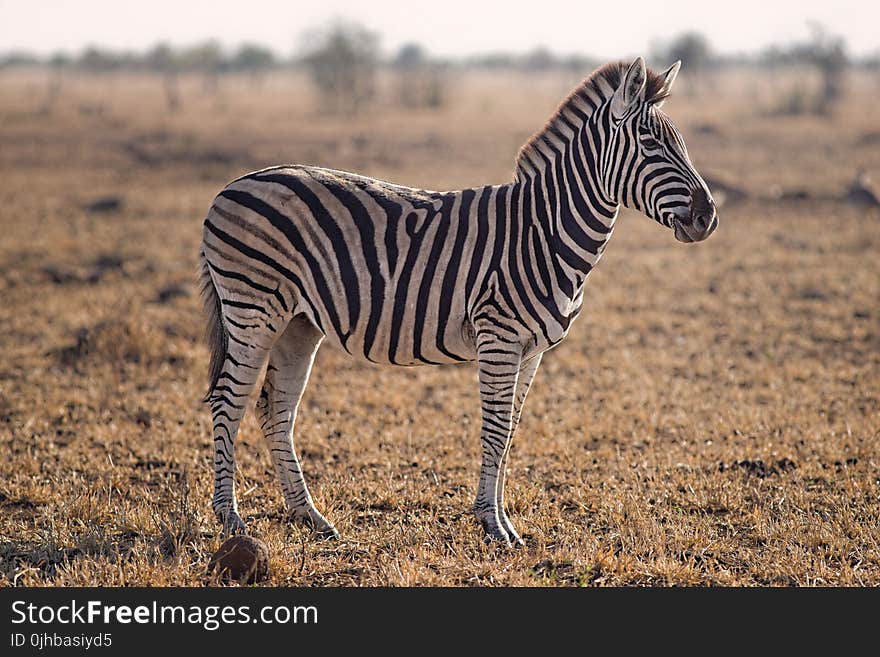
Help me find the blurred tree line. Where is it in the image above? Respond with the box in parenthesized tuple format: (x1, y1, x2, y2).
(758, 23, 849, 115)
(1, 21, 875, 117)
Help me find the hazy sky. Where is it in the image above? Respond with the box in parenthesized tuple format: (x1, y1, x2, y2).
(2, 0, 878, 58)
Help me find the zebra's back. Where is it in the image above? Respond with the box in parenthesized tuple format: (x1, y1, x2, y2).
(202, 165, 491, 366)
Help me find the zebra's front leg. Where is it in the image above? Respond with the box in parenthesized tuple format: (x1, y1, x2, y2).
(255, 316, 338, 539)
(473, 330, 522, 546)
(496, 353, 543, 546)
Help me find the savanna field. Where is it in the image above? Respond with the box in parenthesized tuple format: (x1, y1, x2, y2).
(0, 67, 878, 586)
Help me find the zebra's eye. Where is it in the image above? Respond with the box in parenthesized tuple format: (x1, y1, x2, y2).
(640, 136, 661, 151)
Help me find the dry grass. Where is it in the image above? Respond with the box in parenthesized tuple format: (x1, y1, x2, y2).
(0, 68, 878, 587)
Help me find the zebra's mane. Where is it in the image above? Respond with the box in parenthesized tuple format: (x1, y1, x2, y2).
(514, 61, 671, 180)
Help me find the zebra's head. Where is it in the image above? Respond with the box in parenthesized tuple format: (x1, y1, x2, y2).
(605, 57, 718, 243)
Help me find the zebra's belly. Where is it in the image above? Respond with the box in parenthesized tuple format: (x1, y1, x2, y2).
(308, 301, 477, 366)
(291, 277, 585, 367)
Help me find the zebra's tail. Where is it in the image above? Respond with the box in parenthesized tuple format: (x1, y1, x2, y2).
(198, 248, 227, 402)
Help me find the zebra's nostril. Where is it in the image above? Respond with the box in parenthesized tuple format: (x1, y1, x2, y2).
(691, 209, 718, 237)
(695, 214, 710, 230)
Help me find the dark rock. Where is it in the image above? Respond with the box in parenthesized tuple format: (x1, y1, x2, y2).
(156, 283, 191, 303)
(207, 535, 270, 585)
(723, 458, 797, 478)
(86, 196, 124, 213)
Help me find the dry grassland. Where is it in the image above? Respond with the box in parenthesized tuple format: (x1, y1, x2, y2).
(0, 68, 878, 586)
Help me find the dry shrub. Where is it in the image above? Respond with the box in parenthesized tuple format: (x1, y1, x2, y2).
(155, 473, 202, 559)
(773, 83, 814, 116)
(54, 317, 180, 369)
(302, 21, 379, 115)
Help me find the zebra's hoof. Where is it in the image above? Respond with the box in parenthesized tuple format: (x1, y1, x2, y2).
(315, 525, 340, 541)
(483, 533, 513, 548)
(290, 508, 339, 540)
(500, 517, 525, 547)
(480, 518, 512, 547)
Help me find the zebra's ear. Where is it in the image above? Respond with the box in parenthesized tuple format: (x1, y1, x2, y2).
(653, 60, 681, 107)
(661, 60, 681, 91)
(611, 56, 647, 119)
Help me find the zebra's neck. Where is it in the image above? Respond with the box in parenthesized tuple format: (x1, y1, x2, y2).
(508, 83, 621, 295)
(514, 76, 620, 287)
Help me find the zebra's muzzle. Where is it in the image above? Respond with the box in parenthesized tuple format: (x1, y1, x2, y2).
(673, 188, 717, 243)
(673, 214, 717, 243)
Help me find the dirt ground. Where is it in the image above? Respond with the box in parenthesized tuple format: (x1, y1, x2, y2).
(0, 67, 878, 586)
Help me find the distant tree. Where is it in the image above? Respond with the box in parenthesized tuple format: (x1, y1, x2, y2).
(145, 43, 182, 112)
(179, 40, 224, 72)
(522, 47, 556, 71)
(0, 51, 41, 68)
(651, 32, 713, 95)
(392, 43, 427, 70)
(75, 46, 126, 115)
(802, 23, 848, 114)
(41, 51, 71, 114)
(231, 43, 275, 87)
(231, 44, 275, 71)
(465, 52, 517, 69)
(145, 43, 177, 71)
(78, 46, 121, 72)
(391, 42, 446, 109)
(48, 52, 72, 68)
(760, 23, 849, 115)
(179, 40, 225, 93)
(301, 21, 380, 115)
(661, 32, 713, 71)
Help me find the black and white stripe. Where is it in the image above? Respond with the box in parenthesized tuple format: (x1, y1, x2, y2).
(199, 57, 717, 544)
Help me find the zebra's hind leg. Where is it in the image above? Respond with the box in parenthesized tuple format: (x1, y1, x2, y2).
(254, 315, 338, 539)
(208, 344, 271, 536)
(473, 325, 522, 546)
(496, 353, 543, 547)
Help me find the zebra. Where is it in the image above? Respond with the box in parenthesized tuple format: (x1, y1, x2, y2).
(198, 57, 718, 546)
